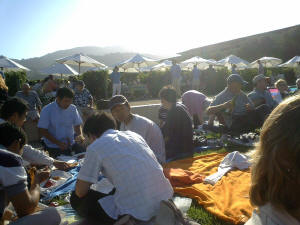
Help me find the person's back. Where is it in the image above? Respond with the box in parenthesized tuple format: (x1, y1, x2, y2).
(120, 114, 165, 164)
(75, 125, 173, 221)
(162, 103, 193, 161)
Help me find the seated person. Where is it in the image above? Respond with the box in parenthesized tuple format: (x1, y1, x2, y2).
(248, 75, 278, 110)
(73, 81, 93, 108)
(158, 105, 168, 128)
(159, 85, 194, 162)
(16, 83, 42, 122)
(0, 98, 70, 170)
(0, 122, 61, 225)
(36, 76, 57, 106)
(182, 90, 211, 127)
(275, 79, 290, 100)
(207, 74, 270, 134)
(109, 95, 165, 164)
(70, 113, 173, 224)
(38, 87, 85, 158)
(246, 96, 300, 225)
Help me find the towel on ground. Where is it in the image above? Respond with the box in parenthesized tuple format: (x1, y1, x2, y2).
(164, 153, 253, 224)
(163, 168, 205, 187)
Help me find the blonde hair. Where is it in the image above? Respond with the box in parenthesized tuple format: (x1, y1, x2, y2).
(250, 95, 300, 211)
(274, 79, 287, 89)
(0, 76, 8, 91)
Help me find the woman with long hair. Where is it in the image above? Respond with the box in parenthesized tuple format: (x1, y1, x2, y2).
(246, 95, 300, 225)
(0, 76, 8, 104)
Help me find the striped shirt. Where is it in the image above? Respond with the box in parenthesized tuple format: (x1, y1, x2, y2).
(0, 146, 27, 218)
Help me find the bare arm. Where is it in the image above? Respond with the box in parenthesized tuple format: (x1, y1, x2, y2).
(39, 128, 61, 146)
(75, 179, 92, 198)
(74, 125, 82, 136)
(206, 101, 230, 115)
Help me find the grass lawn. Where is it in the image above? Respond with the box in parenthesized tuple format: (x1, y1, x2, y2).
(185, 146, 252, 225)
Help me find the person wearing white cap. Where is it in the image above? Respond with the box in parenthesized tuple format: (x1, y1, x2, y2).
(207, 74, 270, 134)
(248, 74, 278, 110)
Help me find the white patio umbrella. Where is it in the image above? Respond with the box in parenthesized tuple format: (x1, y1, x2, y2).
(217, 55, 249, 70)
(278, 56, 300, 68)
(117, 54, 158, 72)
(180, 56, 217, 70)
(0, 55, 30, 71)
(151, 60, 172, 71)
(56, 53, 106, 74)
(249, 56, 282, 68)
(40, 63, 79, 78)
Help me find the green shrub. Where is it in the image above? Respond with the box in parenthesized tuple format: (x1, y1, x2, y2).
(5, 70, 27, 96)
(145, 71, 171, 98)
(80, 70, 109, 100)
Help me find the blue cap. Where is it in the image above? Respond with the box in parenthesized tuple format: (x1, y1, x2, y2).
(227, 74, 248, 86)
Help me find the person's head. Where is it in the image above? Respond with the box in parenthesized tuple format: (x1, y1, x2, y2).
(253, 74, 267, 91)
(172, 60, 177, 65)
(257, 60, 261, 64)
(296, 79, 300, 89)
(232, 64, 236, 69)
(109, 95, 131, 123)
(22, 83, 30, 95)
(0, 67, 3, 71)
(193, 64, 197, 69)
(249, 96, 300, 213)
(75, 80, 85, 92)
(227, 74, 248, 94)
(0, 98, 29, 127)
(275, 79, 288, 93)
(159, 85, 177, 110)
(83, 112, 116, 143)
(0, 76, 8, 91)
(113, 66, 119, 72)
(0, 122, 27, 155)
(56, 87, 74, 109)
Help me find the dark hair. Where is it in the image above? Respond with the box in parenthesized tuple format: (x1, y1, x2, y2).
(75, 80, 85, 87)
(0, 122, 27, 148)
(0, 98, 29, 120)
(83, 112, 116, 138)
(159, 85, 177, 104)
(56, 87, 74, 99)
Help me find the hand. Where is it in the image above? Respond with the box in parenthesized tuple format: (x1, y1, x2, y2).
(245, 103, 254, 111)
(223, 100, 234, 110)
(75, 135, 85, 143)
(35, 169, 50, 184)
(53, 160, 71, 171)
(57, 141, 68, 150)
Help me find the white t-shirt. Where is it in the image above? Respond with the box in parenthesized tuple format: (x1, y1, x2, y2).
(120, 114, 166, 164)
(77, 129, 173, 221)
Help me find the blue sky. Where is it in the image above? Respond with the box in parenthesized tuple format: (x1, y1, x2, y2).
(1, 0, 300, 59)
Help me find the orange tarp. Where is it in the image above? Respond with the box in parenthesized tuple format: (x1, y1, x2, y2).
(164, 153, 253, 224)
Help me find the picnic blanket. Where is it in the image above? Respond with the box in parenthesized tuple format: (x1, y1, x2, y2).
(163, 168, 205, 187)
(164, 153, 253, 224)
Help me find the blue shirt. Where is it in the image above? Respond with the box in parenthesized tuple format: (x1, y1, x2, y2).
(110, 71, 121, 84)
(38, 101, 83, 148)
(248, 89, 278, 110)
(170, 64, 181, 80)
(192, 67, 201, 80)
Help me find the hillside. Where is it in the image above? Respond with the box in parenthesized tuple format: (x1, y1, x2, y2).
(178, 24, 300, 62)
(14, 46, 161, 80)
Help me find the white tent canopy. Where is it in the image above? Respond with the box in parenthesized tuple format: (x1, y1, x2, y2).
(151, 60, 172, 71)
(217, 55, 249, 69)
(249, 56, 282, 68)
(279, 56, 300, 68)
(117, 54, 158, 71)
(0, 55, 30, 71)
(181, 56, 217, 70)
(56, 53, 107, 74)
(40, 63, 79, 77)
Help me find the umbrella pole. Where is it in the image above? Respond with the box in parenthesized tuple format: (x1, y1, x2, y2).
(79, 62, 81, 74)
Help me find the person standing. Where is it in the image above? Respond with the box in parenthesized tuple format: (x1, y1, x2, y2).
(231, 64, 237, 74)
(110, 66, 122, 96)
(170, 60, 182, 95)
(258, 60, 265, 75)
(192, 65, 201, 90)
